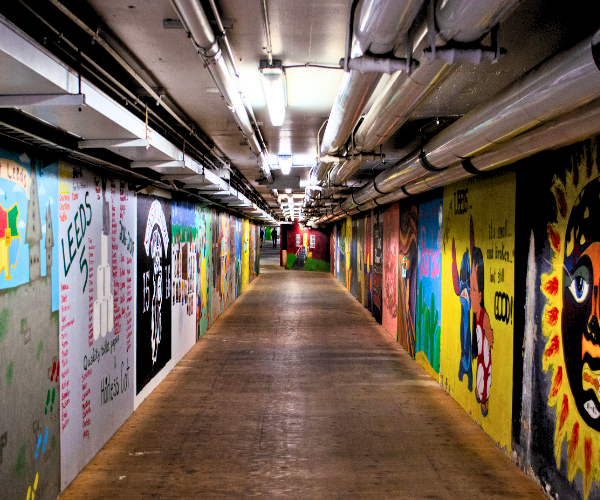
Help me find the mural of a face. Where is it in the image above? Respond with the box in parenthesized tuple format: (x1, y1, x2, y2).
(150, 225, 163, 364)
(563, 177, 600, 430)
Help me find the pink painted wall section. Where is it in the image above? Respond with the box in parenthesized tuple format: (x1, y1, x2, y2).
(382, 202, 399, 339)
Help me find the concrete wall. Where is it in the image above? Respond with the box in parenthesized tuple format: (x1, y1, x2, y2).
(330, 134, 600, 499)
(0, 142, 261, 498)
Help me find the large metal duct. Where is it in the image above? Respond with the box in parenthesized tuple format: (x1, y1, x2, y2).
(334, 27, 600, 215)
(314, 0, 425, 183)
(405, 98, 600, 194)
(332, 0, 520, 185)
(171, 0, 272, 182)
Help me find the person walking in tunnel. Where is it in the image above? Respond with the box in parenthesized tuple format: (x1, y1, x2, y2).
(260, 227, 264, 247)
(272, 228, 277, 248)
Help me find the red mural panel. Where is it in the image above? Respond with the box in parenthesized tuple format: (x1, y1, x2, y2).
(383, 203, 399, 339)
(287, 221, 329, 261)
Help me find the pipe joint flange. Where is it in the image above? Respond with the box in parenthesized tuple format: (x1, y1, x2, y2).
(419, 150, 444, 172)
(461, 158, 481, 175)
(400, 186, 411, 197)
(373, 180, 386, 195)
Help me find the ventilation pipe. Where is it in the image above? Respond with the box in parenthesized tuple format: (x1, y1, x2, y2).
(313, 0, 426, 184)
(327, 27, 600, 218)
(331, 0, 520, 186)
(171, 0, 272, 182)
(404, 98, 600, 195)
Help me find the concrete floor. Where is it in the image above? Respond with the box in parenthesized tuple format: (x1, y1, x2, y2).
(60, 247, 545, 499)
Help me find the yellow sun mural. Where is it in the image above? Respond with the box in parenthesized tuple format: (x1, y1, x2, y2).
(542, 139, 600, 498)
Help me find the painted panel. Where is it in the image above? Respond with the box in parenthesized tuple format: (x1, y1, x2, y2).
(350, 218, 358, 298)
(440, 171, 515, 451)
(398, 203, 417, 356)
(365, 214, 373, 312)
(357, 217, 365, 306)
(0, 151, 60, 499)
(337, 221, 346, 287)
(196, 206, 212, 338)
(241, 219, 249, 291)
(416, 197, 443, 377)
(58, 163, 136, 488)
(136, 194, 171, 394)
(330, 225, 336, 276)
(518, 138, 600, 499)
(372, 210, 384, 324)
(171, 201, 198, 363)
(344, 217, 352, 290)
(235, 218, 242, 298)
(383, 203, 399, 338)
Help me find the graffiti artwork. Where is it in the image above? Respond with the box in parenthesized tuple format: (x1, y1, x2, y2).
(383, 203, 399, 339)
(398, 203, 417, 357)
(136, 195, 171, 393)
(58, 163, 135, 488)
(172, 201, 198, 363)
(541, 139, 600, 497)
(0, 150, 60, 499)
(416, 197, 442, 377)
(441, 171, 515, 451)
(372, 210, 384, 324)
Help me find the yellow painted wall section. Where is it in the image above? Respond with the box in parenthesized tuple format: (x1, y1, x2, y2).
(440, 171, 516, 451)
(241, 219, 250, 291)
(345, 216, 352, 291)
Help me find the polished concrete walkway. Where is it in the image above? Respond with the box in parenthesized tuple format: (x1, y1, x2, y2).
(60, 246, 544, 499)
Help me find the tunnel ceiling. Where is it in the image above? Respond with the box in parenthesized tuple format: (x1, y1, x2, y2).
(1, 0, 598, 221)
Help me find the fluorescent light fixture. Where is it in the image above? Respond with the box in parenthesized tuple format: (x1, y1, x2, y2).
(285, 188, 292, 194)
(259, 60, 286, 127)
(279, 155, 293, 175)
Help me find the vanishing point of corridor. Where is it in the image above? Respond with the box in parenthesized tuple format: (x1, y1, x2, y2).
(60, 249, 543, 499)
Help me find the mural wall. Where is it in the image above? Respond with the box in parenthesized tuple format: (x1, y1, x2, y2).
(58, 163, 136, 488)
(416, 196, 442, 378)
(0, 139, 262, 499)
(136, 194, 172, 395)
(440, 171, 516, 450)
(0, 149, 60, 500)
(382, 203, 399, 338)
(372, 210, 384, 324)
(285, 221, 330, 272)
(513, 137, 600, 499)
(172, 201, 198, 363)
(398, 203, 417, 357)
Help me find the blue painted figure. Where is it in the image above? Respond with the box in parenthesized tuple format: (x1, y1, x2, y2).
(452, 216, 475, 392)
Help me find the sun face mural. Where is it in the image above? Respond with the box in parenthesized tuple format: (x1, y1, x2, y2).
(542, 140, 600, 497)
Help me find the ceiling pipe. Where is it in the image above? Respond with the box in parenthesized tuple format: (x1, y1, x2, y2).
(314, 0, 426, 184)
(330, 27, 600, 216)
(171, 0, 272, 182)
(405, 98, 600, 195)
(332, 0, 520, 186)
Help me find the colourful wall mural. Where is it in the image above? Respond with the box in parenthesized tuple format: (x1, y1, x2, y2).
(58, 163, 136, 488)
(372, 210, 384, 324)
(136, 194, 172, 394)
(356, 217, 366, 306)
(513, 137, 600, 499)
(365, 214, 373, 312)
(416, 196, 442, 378)
(0, 140, 262, 498)
(285, 221, 330, 272)
(440, 171, 516, 451)
(398, 203, 417, 357)
(383, 203, 399, 338)
(0, 149, 60, 500)
(172, 201, 198, 363)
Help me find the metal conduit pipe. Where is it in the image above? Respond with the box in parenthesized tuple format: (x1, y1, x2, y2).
(404, 98, 600, 194)
(424, 28, 600, 166)
(336, 27, 600, 214)
(346, 0, 519, 172)
(171, 0, 273, 181)
(314, 0, 426, 183)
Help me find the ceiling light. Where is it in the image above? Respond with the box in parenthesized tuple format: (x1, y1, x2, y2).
(279, 155, 293, 175)
(259, 60, 286, 127)
(285, 188, 292, 194)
